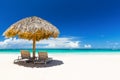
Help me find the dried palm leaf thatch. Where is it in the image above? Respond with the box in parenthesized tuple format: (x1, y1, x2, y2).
(3, 16, 59, 41)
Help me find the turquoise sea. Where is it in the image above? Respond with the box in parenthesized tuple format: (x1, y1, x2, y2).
(0, 49, 120, 54)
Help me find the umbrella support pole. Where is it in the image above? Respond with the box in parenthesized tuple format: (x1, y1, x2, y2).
(33, 35, 36, 59)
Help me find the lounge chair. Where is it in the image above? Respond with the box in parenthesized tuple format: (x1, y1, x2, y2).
(34, 52, 52, 64)
(14, 50, 32, 63)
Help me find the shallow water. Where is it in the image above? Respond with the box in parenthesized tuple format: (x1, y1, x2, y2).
(0, 49, 120, 54)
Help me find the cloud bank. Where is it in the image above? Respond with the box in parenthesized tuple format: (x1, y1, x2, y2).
(0, 37, 80, 49)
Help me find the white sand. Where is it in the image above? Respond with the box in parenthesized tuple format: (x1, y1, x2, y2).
(0, 53, 120, 80)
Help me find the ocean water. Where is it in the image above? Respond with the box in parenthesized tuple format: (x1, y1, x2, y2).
(0, 49, 120, 54)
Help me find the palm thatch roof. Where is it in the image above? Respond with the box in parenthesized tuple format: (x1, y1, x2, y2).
(3, 16, 59, 41)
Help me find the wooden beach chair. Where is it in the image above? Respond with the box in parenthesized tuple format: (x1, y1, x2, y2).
(14, 50, 32, 63)
(34, 52, 52, 64)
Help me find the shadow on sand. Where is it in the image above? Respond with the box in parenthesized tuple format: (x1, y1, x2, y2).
(14, 59, 64, 68)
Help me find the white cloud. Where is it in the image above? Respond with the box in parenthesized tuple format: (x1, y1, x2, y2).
(0, 37, 80, 49)
(106, 41, 120, 49)
(84, 44, 92, 48)
(0, 38, 31, 49)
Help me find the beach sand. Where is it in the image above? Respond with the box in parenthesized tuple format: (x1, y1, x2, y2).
(0, 53, 120, 80)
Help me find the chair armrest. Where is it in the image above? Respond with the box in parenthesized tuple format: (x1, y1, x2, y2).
(45, 57, 53, 62)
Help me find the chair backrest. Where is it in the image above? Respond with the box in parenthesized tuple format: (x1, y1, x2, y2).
(38, 52, 48, 60)
(21, 50, 30, 59)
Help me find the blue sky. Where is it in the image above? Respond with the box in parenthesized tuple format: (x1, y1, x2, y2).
(0, 0, 120, 49)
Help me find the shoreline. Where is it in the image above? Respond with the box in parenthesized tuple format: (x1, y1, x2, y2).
(0, 51, 120, 55)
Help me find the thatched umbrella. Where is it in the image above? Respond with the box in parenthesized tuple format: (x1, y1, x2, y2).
(3, 16, 59, 59)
